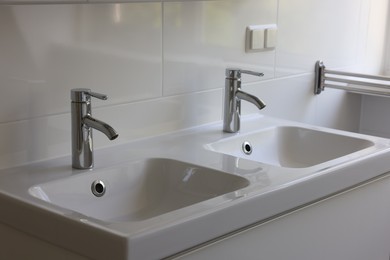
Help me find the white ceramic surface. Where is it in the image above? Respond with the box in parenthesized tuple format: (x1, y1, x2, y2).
(0, 4, 162, 123)
(276, 0, 365, 76)
(29, 158, 249, 221)
(163, 0, 277, 96)
(207, 126, 374, 168)
(1, 115, 390, 260)
(0, 3, 388, 259)
(360, 95, 390, 138)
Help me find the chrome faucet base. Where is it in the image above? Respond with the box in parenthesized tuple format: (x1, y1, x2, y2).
(71, 99, 93, 169)
(223, 69, 266, 133)
(71, 88, 118, 169)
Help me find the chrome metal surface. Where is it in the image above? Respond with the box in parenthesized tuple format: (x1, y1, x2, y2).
(91, 180, 106, 197)
(324, 84, 390, 96)
(223, 68, 266, 133)
(71, 88, 108, 102)
(242, 141, 252, 155)
(226, 69, 264, 78)
(236, 90, 266, 110)
(83, 115, 118, 140)
(314, 61, 325, 95)
(71, 88, 118, 169)
(314, 60, 390, 97)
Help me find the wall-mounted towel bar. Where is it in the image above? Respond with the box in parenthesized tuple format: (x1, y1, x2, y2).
(314, 60, 390, 97)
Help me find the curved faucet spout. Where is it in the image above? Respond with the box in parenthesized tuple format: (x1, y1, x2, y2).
(223, 68, 266, 133)
(83, 115, 119, 140)
(236, 90, 266, 110)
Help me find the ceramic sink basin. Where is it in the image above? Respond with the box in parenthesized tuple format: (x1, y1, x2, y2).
(28, 158, 249, 222)
(2, 115, 390, 260)
(207, 126, 375, 168)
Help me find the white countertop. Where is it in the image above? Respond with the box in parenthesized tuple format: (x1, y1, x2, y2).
(1, 114, 390, 260)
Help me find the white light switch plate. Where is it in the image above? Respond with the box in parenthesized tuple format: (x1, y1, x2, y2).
(245, 24, 277, 53)
(250, 28, 265, 50)
(265, 27, 277, 48)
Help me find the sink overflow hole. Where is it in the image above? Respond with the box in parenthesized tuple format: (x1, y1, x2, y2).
(91, 180, 106, 197)
(242, 141, 253, 155)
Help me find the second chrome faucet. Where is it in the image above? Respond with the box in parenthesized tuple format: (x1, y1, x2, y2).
(71, 88, 118, 169)
(223, 69, 266, 133)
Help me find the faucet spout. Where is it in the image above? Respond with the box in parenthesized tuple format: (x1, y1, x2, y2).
(223, 68, 266, 133)
(236, 90, 266, 110)
(83, 115, 118, 140)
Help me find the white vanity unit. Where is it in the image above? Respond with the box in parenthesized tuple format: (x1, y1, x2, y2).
(172, 173, 390, 260)
(1, 115, 390, 260)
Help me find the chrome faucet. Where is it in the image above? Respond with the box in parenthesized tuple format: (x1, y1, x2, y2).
(71, 88, 118, 169)
(223, 69, 266, 133)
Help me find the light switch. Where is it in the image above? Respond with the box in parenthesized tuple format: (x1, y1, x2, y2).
(245, 24, 277, 53)
(265, 28, 277, 48)
(250, 29, 265, 50)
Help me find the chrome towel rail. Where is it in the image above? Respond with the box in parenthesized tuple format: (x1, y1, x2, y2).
(314, 60, 390, 97)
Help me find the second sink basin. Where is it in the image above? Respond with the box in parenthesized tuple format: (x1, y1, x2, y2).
(29, 158, 249, 222)
(207, 126, 375, 168)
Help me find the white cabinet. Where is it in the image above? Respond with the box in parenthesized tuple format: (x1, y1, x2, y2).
(0, 223, 88, 260)
(173, 175, 390, 260)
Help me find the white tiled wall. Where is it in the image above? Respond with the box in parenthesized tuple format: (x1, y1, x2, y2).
(0, 0, 386, 169)
(276, 0, 366, 76)
(358, 0, 390, 138)
(0, 4, 162, 122)
(163, 0, 277, 95)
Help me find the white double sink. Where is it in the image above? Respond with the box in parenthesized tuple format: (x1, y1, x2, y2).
(1, 115, 390, 259)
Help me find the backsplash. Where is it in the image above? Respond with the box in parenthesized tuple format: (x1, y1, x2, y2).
(0, 0, 386, 169)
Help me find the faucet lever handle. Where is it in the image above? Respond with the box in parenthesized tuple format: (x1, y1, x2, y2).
(226, 68, 264, 79)
(240, 70, 264, 77)
(71, 88, 108, 102)
(89, 91, 108, 100)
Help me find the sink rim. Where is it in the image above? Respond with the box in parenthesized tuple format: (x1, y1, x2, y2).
(206, 125, 378, 169)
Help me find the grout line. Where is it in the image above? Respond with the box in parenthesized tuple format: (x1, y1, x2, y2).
(0, 71, 316, 126)
(0, 87, 225, 126)
(161, 1, 165, 98)
(274, 0, 280, 78)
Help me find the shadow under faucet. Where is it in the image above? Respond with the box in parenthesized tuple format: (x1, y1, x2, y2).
(71, 88, 118, 169)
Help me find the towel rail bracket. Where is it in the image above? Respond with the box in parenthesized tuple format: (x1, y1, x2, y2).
(314, 60, 390, 97)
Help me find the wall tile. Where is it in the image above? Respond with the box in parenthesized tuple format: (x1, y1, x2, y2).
(0, 3, 162, 123)
(0, 88, 223, 169)
(241, 74, 317, 123)
(360, 95, 390, 138)
(276, 0, 363, 77)
(0, 0, 384, 169)
(163, 0, 277, 96)
(360, 0, 388, 74)
(357, 0, 390, 139)
(0, 114, 71, 168)
(312, 89, 361, 132)
(241, 73, 361, 132)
